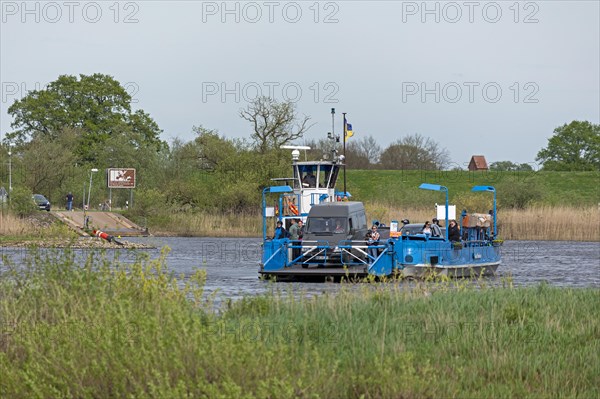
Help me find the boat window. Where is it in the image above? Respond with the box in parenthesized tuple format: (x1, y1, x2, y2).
(300, 166, 317, 188)
(293, 165, 301, 189)
(327, 166, 340, 188)
(306, 217, 347, 234)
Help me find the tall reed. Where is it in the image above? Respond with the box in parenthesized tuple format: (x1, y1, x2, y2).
(364, 203, 599, 241)
(0, 211, 33, 236)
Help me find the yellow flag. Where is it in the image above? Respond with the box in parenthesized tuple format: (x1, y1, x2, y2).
(345, 123, 354, 142)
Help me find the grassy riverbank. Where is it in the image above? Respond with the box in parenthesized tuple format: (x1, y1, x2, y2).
(1, 250, 598, 398)
(347, 170, 600, 208)
(0, 212, 79, 244)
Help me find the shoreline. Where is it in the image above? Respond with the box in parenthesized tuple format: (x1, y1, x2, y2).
(0, 237, 154, 249)
(1, 234, 598, 248)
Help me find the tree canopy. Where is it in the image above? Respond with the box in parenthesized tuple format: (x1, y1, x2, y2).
(379, 134, 450, 170)
(6, 73, 165, 163)
(536, 121, 600, 171)
(489, 161, 534, 171)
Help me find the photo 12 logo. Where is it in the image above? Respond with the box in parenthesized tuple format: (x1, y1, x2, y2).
(1, 1, 140, 24)
(1, 81, 140, 104)
(401, 81, 540, 104)
(202, 81, 339, 103)
(1, 81, 44, 104)
(401, 1, 540, 23)
(201, 1, 340, 23)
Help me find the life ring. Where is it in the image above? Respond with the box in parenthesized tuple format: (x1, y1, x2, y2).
(289, 204, 299, 215)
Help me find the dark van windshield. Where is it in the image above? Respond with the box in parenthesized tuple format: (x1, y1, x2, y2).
(306, 217, 346, 234)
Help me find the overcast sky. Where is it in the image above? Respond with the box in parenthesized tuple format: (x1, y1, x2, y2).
(1, 1, 599, 167)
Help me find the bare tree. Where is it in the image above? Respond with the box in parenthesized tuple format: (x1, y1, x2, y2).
(379, 133, 450, 170)
(354, 135, 382, 165)
(240, 96, 313, 153)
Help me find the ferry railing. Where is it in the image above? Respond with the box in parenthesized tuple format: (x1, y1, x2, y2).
(338, 240, 387, 266)
(367, 247, 391, 275)
(263, 245, 286, 267)
(285, 239, 389, 267)
(289, 240, 330, 265)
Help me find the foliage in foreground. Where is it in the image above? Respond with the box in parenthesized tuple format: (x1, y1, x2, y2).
(0, 250, 598, 398)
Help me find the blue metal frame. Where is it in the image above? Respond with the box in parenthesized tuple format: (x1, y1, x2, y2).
(262, 186, 293, 240)
(419, 183, 449, 239)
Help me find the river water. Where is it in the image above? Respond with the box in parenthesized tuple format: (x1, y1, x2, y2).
(1, 238, 598, 300)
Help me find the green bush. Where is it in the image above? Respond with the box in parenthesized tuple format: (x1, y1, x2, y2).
(497, 180, 544, 209)
(129, 187, 167, 217)
(8, 186, 36, 216)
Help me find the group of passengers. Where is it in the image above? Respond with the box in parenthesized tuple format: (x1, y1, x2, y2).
(274, 219, 304, 259)
(420, 218, 461, 241)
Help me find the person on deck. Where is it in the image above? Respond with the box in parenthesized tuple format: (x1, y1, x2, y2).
(422, 221, 432, 237)
(274, 221, 288, 240)
(366, 224, 380, 263)
(288, 219, 300, 260)
(448, 220, 461, 242)
(431, 218, 442, 238)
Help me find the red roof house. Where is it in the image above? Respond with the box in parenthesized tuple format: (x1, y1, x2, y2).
(468, 155, 488, 171)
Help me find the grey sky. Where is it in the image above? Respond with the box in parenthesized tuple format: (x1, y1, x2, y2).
(1, 1, 599, 167)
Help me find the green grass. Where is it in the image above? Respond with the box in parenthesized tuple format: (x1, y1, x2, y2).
(345, 170, 600, 208)
(1, 249, 598, 398)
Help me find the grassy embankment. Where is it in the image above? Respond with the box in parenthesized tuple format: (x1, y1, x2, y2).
(139, 170, 600, 241)
(1, 250, 598, 398)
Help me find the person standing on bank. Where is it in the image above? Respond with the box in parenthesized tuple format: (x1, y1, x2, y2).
(66, 192, 74, 211)
(431, 218, 442, 238)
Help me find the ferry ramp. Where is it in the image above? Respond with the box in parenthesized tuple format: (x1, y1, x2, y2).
(52, 211, 149, 237)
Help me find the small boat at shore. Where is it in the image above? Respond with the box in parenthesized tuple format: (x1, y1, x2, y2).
(259, 149, 502, 281)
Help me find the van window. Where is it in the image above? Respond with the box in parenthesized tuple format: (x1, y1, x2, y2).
(306, 217, 347, 234)
(358, 212, 367, 229)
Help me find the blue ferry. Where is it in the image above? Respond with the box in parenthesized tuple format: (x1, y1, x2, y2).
(260, 148, 502, 280)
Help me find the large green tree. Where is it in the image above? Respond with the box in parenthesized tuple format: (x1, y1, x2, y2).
(6, 73, 165, 163)
(536, 121, 600, 171)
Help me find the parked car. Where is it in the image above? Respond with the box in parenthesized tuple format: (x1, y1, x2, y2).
(33, 194, 51, 211)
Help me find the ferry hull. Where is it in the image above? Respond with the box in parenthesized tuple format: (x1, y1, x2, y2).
(400, 261, 500, 279)
(259, 263, 369, 281)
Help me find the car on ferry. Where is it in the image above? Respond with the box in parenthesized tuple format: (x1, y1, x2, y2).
(301, 202, 369, 266)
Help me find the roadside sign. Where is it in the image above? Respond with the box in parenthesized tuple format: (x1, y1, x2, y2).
(107, 168, 136, 188)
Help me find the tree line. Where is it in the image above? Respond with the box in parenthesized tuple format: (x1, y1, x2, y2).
(0, 74, 598, 215)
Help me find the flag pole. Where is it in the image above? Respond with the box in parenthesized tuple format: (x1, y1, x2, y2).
(342, 112, 347, 196)
(331, 108, 335, 141)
